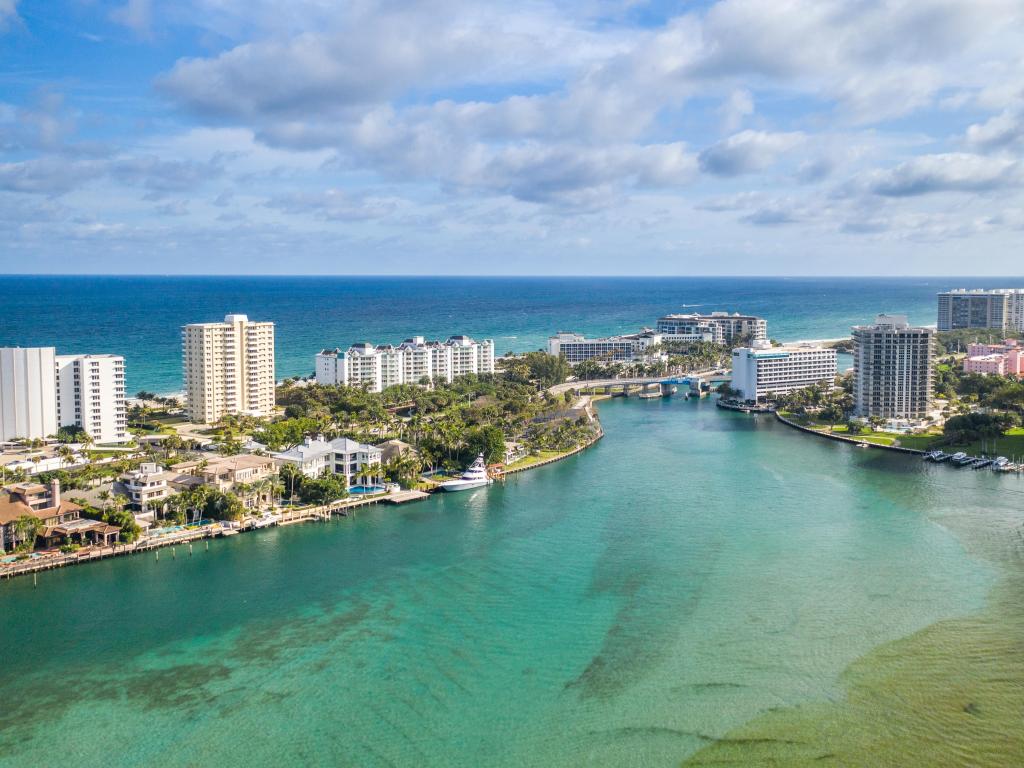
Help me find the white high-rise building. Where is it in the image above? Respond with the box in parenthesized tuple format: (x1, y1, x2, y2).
(55, 354, 129, 444)
(656, 312, 767, 345)
(0, 347, 58, 442)
(730, 341, 837, 402)
(547, 331, 665, 365)
(315, 336, 495, 392)
(182, 314, 276, 423)
(937, 289, 1024, 332)
(853, 315, 934, 419)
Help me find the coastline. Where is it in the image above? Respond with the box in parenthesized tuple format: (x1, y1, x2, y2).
(774, 410, 926, 455)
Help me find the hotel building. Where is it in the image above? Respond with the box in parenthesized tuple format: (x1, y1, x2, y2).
(0, 347, 58, 442)
(730, 341, 837, 402)
(963, 340, 1024, 377)
(315, 336, 495, 391)
(182, 314, 276, 423)
(656, 312, 767, 345)
(55, 354, 129, 444)
(853, 315, 934, 419)
(937, 289, 1024, 332)
(547, 331, 665, 365)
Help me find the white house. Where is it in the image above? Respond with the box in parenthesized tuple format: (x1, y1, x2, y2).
(273, 436, 383, 486)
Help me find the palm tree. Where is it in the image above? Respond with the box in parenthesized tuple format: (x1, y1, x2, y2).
(98, 490, 111, 514)
(56, 444, 75, 469)
(12, 515, 42, 551)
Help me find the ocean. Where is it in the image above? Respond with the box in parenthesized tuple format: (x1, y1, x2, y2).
(0, 275, 994, 394)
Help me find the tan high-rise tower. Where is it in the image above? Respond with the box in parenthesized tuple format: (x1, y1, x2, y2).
(182, 314, 275, 423)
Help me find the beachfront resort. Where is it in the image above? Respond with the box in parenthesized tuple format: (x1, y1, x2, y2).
(3, 289, 1024, 575)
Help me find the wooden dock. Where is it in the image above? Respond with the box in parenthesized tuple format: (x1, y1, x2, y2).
(384, 489, 430, 504)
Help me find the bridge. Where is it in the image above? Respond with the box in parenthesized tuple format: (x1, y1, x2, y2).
(550, 370, 731, 399)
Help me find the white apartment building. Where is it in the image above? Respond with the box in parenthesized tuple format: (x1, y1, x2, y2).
(315, 336, 495, 392)
(0, 347, 58, 442)
(273, 436, 382, 485)
(656, 312, 767, 345)
(937, 289, 1024, 332)
(55, 354, 129, 444)
(182, 314, 276, 423)
(853, 315, 934, 419)
(547, 331, 665, 365)
(730, 341, 837, 402)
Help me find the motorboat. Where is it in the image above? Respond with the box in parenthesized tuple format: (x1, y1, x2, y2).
(992, 456, 1010, 470)
(950, 452, 969, 465)
(438, 455, 493, 492)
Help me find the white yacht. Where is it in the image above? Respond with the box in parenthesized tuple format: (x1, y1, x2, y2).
(438, 455, 492, 492)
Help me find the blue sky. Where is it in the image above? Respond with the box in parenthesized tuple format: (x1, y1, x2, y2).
(1, 0, 1024, 275)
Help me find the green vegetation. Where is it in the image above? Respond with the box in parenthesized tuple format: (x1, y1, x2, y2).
(935, 328, 1022, 356)
(167, 485, 246, 522)
(503, 351, 571, 388)
(572, 340, 731, 381)
(277, 464, 350, 505)
(275, 364, 596, 475)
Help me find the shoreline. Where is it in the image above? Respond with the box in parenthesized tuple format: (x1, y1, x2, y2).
(774, 410, 926, 455)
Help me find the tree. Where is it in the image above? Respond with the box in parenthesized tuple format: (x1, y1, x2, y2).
(466, 425, 505, 463)
(107, 508, 142, 543)
(56, 444, 75, 469)
(11, 515, 41, 551)
(296, 472, 349, 505)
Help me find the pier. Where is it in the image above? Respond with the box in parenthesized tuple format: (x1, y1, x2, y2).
(2, 487, 433, 582)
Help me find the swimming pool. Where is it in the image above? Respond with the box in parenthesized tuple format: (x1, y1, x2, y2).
(348, 485, 385, 495)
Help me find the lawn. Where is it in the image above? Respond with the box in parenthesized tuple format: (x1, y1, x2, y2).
(944, 428, 1024, 459)
(505, 450, 566, 469)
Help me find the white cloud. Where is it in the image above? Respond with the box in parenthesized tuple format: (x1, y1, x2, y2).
(698, 131, 804, 176)
(966, 108, 1024, 152)
(860, 153, 1023, 197)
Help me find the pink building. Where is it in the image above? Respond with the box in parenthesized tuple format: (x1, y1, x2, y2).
(963, 339, 1023, 376)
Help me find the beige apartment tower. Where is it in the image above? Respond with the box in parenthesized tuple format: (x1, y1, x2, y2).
(182, 314, 275, 423)
(853, 315, 934, 420)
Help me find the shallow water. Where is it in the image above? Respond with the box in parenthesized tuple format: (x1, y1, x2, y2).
(1, 398, 1018, 767)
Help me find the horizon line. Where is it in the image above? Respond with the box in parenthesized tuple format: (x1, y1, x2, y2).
(1, 273, 1023, 280)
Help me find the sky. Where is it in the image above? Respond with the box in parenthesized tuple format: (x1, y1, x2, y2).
(1, 0, 1024, 276)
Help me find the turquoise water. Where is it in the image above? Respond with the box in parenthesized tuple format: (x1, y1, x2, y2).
(0, 275, 995, 393)
(0, 398, 1015, 767)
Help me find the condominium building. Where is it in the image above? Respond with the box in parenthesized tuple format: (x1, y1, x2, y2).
(730, 341, 837, 402)
(853, 315, 934, 419)
(937, 289, 1024, 332)
(55, 354, 129, 444)
(182, 314, 276, 423)
(273, 436, 382, 485)
(547, 331, 665, 365)
(0, 347, 57, 442)
(656, 312, 767, 345)
(963, 340, 1024, 377)
(315, 335, 495, 391)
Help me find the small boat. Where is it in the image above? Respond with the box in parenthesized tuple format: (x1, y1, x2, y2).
(438, 455, 493, 492)
(973, 458, 993, 469)
(932, 452, 950, 462)
(992, 457, 1009, 470)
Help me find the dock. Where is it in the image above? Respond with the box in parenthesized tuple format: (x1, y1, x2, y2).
(384, 489, 430, 504)
(2, 488, 436, 582)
